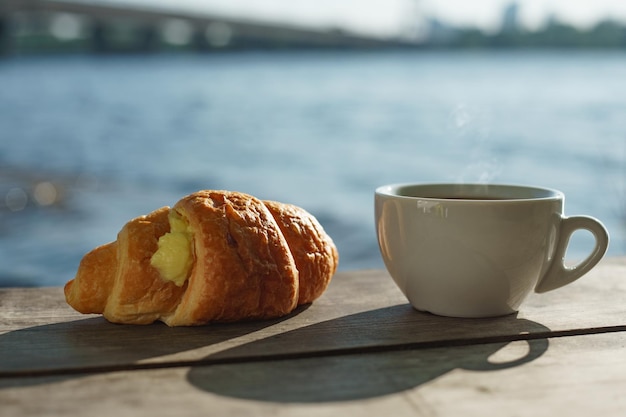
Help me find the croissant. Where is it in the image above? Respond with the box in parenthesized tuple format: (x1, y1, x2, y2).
(64, 190, 339, 326)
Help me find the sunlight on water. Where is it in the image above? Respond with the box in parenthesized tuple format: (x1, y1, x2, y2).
(1, 50, 625, 286)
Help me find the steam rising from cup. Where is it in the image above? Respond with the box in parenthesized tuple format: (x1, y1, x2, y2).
(449, 103, 500, 184)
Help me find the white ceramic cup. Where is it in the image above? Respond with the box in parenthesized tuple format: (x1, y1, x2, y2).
(375, 183, 610, 318)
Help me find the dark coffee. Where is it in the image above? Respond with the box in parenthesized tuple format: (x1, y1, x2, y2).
(411, 195, 511, 200)
(440, 196, 510, 200)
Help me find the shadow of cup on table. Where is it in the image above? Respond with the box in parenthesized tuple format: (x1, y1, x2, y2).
(0, 303, 550, 402)
(187, 305, 551, 403)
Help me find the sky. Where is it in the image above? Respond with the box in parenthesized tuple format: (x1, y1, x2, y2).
(103, 0, 626, 38)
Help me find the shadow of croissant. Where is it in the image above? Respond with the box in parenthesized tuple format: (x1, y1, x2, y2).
(187, 306, 551, 403)
(0, 307, 307, 389)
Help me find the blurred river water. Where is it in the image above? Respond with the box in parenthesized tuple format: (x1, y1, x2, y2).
(1, 49, 625, 286)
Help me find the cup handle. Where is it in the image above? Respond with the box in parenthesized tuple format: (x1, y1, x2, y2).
(535, 215, 609, 293)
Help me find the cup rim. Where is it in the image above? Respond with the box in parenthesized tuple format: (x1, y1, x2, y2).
(375, 182, 564, 202)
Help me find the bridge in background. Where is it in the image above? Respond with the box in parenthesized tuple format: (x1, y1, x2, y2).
(0, 0, 413, 54)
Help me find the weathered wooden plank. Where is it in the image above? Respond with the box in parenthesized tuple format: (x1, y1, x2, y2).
(1, 257, 624, 375)
(1, 332, 624, 417)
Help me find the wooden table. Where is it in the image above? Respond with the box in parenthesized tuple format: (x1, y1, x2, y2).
(1, 257, 625, 417)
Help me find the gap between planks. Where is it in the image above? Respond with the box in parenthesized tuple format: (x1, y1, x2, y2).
(2, 323, 625, 379)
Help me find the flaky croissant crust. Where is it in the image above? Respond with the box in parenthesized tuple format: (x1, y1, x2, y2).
(64, 190, 338, 326)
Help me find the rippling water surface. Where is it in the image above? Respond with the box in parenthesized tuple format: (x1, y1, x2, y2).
(1, 50, 625, 286)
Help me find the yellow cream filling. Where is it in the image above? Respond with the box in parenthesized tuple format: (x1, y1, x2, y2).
(150, 209, 193, 286)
